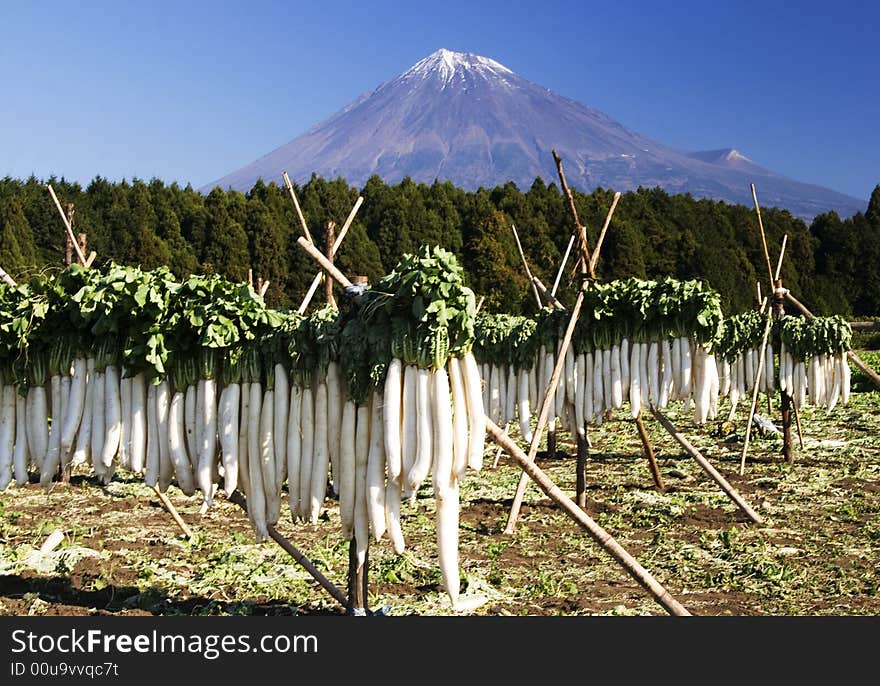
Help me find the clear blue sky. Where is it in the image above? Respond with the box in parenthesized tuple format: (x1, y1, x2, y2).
(2, 0, 877, 201)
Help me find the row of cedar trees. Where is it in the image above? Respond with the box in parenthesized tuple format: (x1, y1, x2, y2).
(1, 173, 879, 317)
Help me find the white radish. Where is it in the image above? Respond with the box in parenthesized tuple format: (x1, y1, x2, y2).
(156, 378, 173, 492)
(260, 386, 280, 525)
(167, 390, 196, 496)
(639, 341, 650, 407)
(383, 358, 403, 481)
(679, 336, 692, 399)
(40, 374, 63, 489)
(528, 362, 538, 412)
(298, 386, 314, 521)
(353, 402, 371, 563)
(286, 383, 302, 521)
(629, 344, 641, 419)
(60, 357, 86, 458)
(308, 382, 329, 524)
(488, 363, 502, 426)
(90, 372, 105, 477)
(184, 384, 197, 466)
(620, 337, 631, 400)
(13, 392, 29, 486)
(219, 382, 240, 496)
(658, 340, 672, 408)
(516, 366, 532, 443)
(505, 364, 516, 426)
(601, 348, 612, 411)
(431, 367, 455, 500)
(326, 361, 343, 496)
(130, 372, 147, 475)
(647, 342, 660, 405)
(101, 364, 121, 470)
(574, 352, 586, 435)
(118, 374, 131, 470)
(273, 364, 288, 488)
(197, 377, 219, 506)
(28, 384, 49, 470)
(449, 356, 469, 481)
(610, 343, 623, 409)
(841, 353, 851, 405)
(385, 478, 405, 554)
(246, 381, 267, 541)
(237, 381, 251, 499)
(144, 381, 159, 487)
(583, 351, 594, 425)
(706, 353, 719, 421)
(565, 346, 576, 405)
(366, 391, 387, 540)
(544, 348, 557, 424)
(436, 480, 460, 608)
(408, 367, 433, 490)
(401, 364, 418, 496)
(592, 347, 604, 418)
(0, 385, 15, 490)
(339, 398, 356, 539)
(462, 352, 486, 472)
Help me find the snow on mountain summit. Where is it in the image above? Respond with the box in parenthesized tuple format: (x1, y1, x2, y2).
(204, 49, 865, 219)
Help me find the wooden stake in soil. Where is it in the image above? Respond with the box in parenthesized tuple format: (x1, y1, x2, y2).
(47, 184, 88, 266)
(650, 407, 764, 524)
(575, 430, 589, 508)
(635, 413, 665, 492)
(151, 485, 194, 539)
(740, 302, 774, 475)
(230, 490, 349, 610)
(324, 221, 337, 308)
(504, 287, 586, 534)
(486, 417, 691, 616)
(511, 224, 543, 308)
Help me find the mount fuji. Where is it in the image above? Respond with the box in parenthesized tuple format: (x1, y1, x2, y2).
(204, 49, 865, 219)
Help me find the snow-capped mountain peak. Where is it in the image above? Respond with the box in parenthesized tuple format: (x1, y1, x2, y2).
(400, 48, 514, 87)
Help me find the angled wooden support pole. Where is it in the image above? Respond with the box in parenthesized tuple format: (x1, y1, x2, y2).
(532, 276, 565, 310)
(552, 150, 592, 276)
(297, 196, 364, 314)
(511, 224, 543, 308)
(650, 407, 763, 524)
(750, 183, 776, 293)
(740, 303, 773, 475)
(230, 490, 349, 610)
(487, 418, 691, 616)
(151, 485, 194, 539)
(635, 413, 665, 491)
(589, 191, 621, 275)
(282, 171, 315, 244)
(551, 234, 576, 297)
(297, 236, 353, 289)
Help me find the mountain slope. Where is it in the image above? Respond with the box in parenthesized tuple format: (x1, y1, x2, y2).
(205, 49, 865, 219)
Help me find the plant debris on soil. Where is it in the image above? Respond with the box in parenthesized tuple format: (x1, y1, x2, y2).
(2, 353, 878, 617)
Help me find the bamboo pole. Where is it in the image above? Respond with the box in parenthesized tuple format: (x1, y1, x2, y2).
(229, 490, 348, 610)
(740, 305, 774, 475)
(324, 221, 337, 307)
(487, 418, 691, 616)
(551, 234, 575, 297)
(511, 224, 543, 308)
(47, 184, 88, 266)
(492, 422, 510, 469)
(282, 171, 315, 244)
(296, 196, 363, 314)
(151, 485, 194, 538)
(588, 191, 621, 275)
(532, 276, 565, 310)
(784, 292, 880, 391)
(635, 414, 665, 491)
(575, 430, 588, 508)
(750, 183, 776, 291)
(504, 288, 586, 534)
(774, 234, 788, 282)
(650, 407, 764, 524)
(850, 322, 880, 332)
(296, 237, 353, 289)
(552, 150, 591, 276)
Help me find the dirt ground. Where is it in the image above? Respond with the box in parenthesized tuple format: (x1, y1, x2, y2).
(2, 376, 878, 617)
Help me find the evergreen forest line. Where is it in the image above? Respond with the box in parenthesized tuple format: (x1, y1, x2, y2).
(1, 173, 878, 318)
